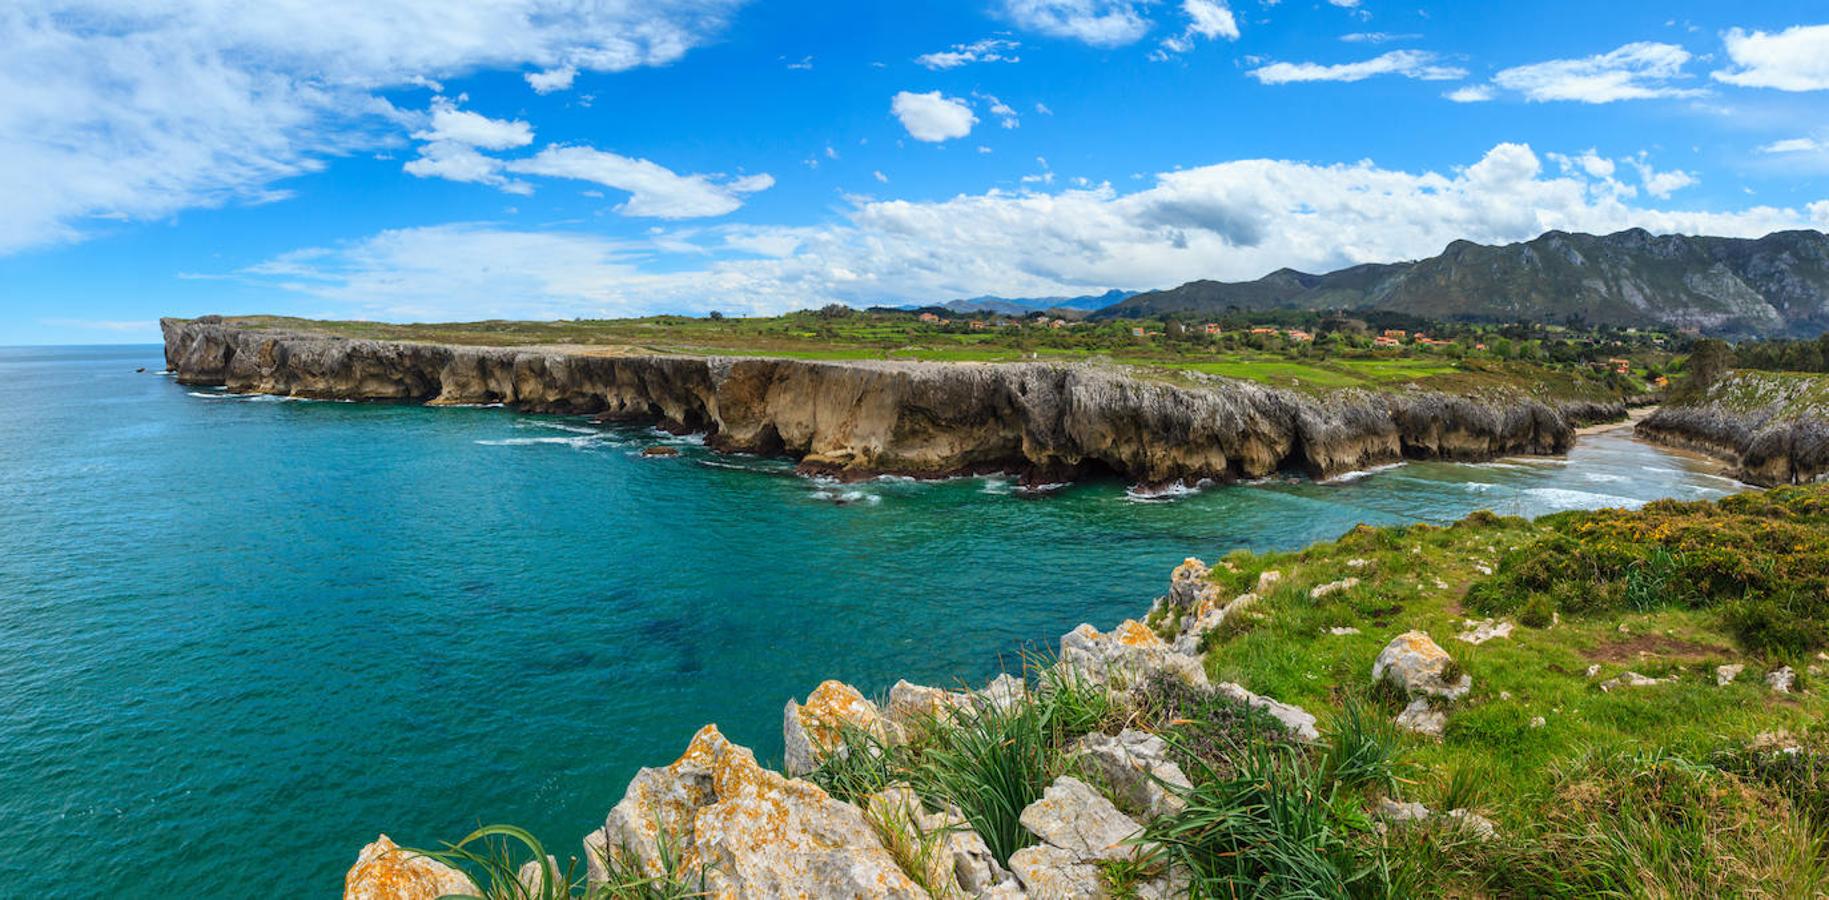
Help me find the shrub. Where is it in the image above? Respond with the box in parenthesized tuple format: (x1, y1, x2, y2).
(1518, 593, 1556, 629)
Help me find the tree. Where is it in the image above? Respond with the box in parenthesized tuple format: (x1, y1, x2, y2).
(707, 310, 725, 321)
(1675, 338, 1734, 400)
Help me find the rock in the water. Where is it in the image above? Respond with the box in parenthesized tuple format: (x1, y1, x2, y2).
(1599, 671, 1668, 692)
(783, 680, 894, 777)
(1717, 664, 1744, 686)
(1214, 682, 1320, 742)
(1007, 843, 1108, 899)
(1456, 619, 1514, 645)
(1394, 697, 1446, 737)
(1060, 620, 1207, 691)
(344, 834, 477, 900)
(1019, 776, 1143, 862)
(1075, 729, 1192, 818)
(640, 445, 681, 457)
(864, 787, 1011, 896)
(1309, 577, 1360, 599)
(1768, 666, 1797, 694)
(1372, 631, 1471, 700)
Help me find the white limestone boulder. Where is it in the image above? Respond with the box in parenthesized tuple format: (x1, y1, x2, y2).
(1372, 631, 1471, 701)
(1075, 729, 1192, 818)
(343, 834, 477, 900)
(783, 679, 895, 777)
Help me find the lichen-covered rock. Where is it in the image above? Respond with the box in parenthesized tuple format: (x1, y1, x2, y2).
(864, 787, 1011, 895)
(1075, 730, 1192, 818)
(1309, 577, 1360, 599)
(1599, 671, 1669, 692)
(1007, 844, 1108, 899)
(1215, 682, 1320, 742)
(1394, 697, 1446, 737)
(1717, 663, 1745, 686)
(1171, 591, 1256, 655)
(581, 828, 609, 889)
(885, 679, 964, 731)
(977, 672, 1028, 712)
(1165, 557, 1223, 620)
(1061, 620, 1208, 691)
(1372, 631, 1471, 700)
(343, 834, 477, 900)
(1456, 619, 1514, 645)
(1019, 776, 1144, 862)
(784, 680, 894, 777)
(1768, 666, 1798, 694)
(602, 724, 730, 880)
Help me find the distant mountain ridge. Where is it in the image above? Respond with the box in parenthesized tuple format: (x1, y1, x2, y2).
(1093, 228, 1829, 338)
(908, 289, 1136, 317)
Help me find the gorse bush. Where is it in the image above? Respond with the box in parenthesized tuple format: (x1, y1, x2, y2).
(1465, 487, 1829, 656)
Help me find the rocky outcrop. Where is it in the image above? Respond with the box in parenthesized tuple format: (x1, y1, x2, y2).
(343, 835, 476, 900)
(1637, 372, 1829, 486)
(163, 317, 1614, 484)
(1373, 631, 1471, 701)
(783, 680, 895, 777)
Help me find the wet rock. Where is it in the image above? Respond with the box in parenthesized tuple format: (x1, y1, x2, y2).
(1019, 776, 1143, 862)
(1456, 619, 1514, 645)
(1372, 631, 1471, 700)
(1599, 671, 1669, 692)
(1768, 666, 1797, 694)
(1394, 697, 1446, 737)
(344, 834, 477, 900)
(1061, 620, 1207, 691)
(641, 445, 680, 457)
(1309, 577, 1360, 599)
(1215, 682, 1320, 742)
(783, 680, 894, 777)
(1717, 664, 1744, 686)
(1075, 729, 1192, 818)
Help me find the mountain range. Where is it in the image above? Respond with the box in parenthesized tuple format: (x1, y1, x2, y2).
(1091, 228, 1829, 338)
(905, 289, 1136, 317)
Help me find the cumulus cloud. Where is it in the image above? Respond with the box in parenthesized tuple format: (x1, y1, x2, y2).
(525, 66, 578, 94)
(1714, 24, 1829, 91)
(505, 145, 772, 218)
(0, 0, 741, 255)
(1491, 41, 1703, 103)
(413, 99, 534, 150)
(891, 91, 978, 142)
(1000, 0, 1152, 47)
(1763, 137, 1825, 153)
(236, 143, 1826, 321)
(1444, 84, 1495, 102)
(916, 38, 1021, 69)
(1156, 0, 1239, 56)
(1249, 50, 1466, 84)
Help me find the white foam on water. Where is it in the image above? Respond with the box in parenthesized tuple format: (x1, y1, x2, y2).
(1322, 462, 1404, 484)
(980, 477, 1013, 496)
(1124, 479, 1212, 503)
(809, 488, 881, 505)
(474, 434, 609, 449)
(1472, 462, 1525, 470)
(1583, 472, 1628, 483)
(1522, 487, 1645, 511)
(186, 391, 233, 399)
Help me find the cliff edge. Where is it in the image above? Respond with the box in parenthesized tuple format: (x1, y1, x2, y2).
(1637, 370, 1829, 486)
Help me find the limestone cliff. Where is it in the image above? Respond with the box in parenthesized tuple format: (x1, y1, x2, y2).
(1637, 371, 1829, 486)
(163, 317, 1620, 484)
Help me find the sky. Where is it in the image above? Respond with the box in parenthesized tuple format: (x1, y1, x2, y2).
(4, 1, 1829, 344)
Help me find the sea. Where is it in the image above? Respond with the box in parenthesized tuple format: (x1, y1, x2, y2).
(0, 345, 1742, 896)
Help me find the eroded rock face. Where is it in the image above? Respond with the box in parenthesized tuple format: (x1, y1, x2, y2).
(1639, 374, 1829, 486)
(163, 318, 1597, 484)
(343, 834, 476, 900)
(1007, 844, 1108, 899)
(1061, 620, 1208, 691)
(1075, 730, 1192, 818)
(783, 680, 894, 777)
(1372, 631, 1471, 701)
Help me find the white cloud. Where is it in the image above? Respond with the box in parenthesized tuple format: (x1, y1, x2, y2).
(976, 93, 1021, 128)
(525, 66, 578, 94)
(1627, 155, 1697, 199)
(1492, 42, 1703, 103)
(1000, 0, 1152, 47)
(0, 0, 740, 255)
(1444, 84, 1494, 103)
(1156, 0, 1238, 56)
(403, 141, 530, 194)
(873, 170, 889, 183)
(1342, 32, 1421, 44)
(1249, 50, 1466, 84)
(916, 38, 1021, 70)
(1762, 137, 1825, 153)
(1714, 24, 1829, 91)
(504, 145, 773, 218)
(1328, 0, 1360, 6)
(238, 143, 1827, 321)
(413, 99, 533, 150)
(891, 91, 978, 142)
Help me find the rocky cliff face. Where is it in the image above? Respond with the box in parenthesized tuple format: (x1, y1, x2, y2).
(1637, 371, 1829, 486)
(163, 317, 1618, 484)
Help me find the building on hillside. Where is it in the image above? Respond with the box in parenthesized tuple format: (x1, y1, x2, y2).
(1249, 326, 1279, 335)
(1382, 329, 1407, 340)
(969, 320, 987, 330)
(1203, 322, 1221, 334)
(1373, 335, 1401, 347)
(1050, 319, 1067, 329)
(1286, 330, 1314, 342)
(917, 312, 941, 323)
(1608, 358, 1631, 374)
(1131, 326, 1147, 337)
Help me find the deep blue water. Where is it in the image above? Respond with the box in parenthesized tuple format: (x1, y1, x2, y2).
(0, 345, 1738, 897)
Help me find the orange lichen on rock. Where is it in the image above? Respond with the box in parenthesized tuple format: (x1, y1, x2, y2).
(343, 834, 476, 900)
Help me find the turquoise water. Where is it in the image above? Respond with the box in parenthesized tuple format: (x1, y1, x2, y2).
(0, 345, 1739, 897)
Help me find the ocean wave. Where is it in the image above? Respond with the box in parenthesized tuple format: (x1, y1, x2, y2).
(1322, 462, 1404, 484)
(809, 488, 881, 505)
(474, 434, 610, 449)
(1463, 482, 1497, 493)
(1125, 479, 1213, 503)
(1522, 487, 1645, 511)
(1583, 472, 1628, 483)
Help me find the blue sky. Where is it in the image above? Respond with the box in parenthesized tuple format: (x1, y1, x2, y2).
(4, 0, 1829, 344)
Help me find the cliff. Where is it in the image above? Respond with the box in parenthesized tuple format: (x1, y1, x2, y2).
(1637, 370, 1829, 486)
(163, 317, 1620, 484)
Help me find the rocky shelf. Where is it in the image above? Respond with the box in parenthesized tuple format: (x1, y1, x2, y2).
(1636, 371, 1829, 486)
(163, 317, 1625, 485)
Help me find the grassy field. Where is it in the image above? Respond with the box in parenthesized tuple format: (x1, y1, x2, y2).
(202, 313, 1642, 400)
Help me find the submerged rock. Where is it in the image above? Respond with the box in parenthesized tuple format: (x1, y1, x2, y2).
(343, 834, 476, 900)
(1372, 631, 1471, 700)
